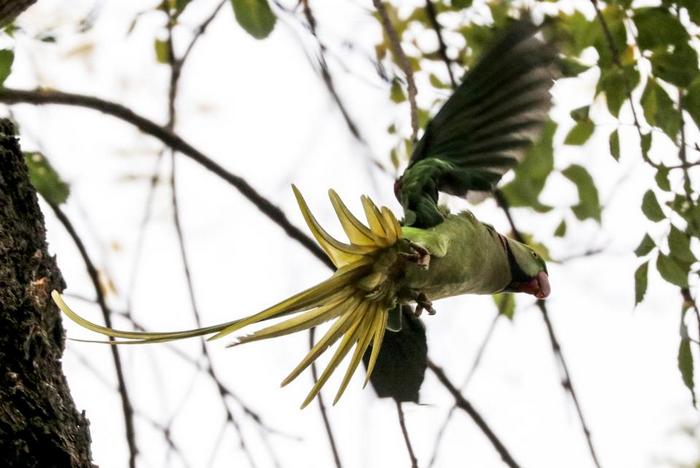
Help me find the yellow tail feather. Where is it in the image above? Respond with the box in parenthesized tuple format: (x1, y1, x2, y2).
(53, 186, 403, 407)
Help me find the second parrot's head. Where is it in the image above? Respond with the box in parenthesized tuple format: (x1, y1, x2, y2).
(502, 238, 550, 299)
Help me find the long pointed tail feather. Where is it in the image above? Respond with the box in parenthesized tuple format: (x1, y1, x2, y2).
(53, 186, 403, 407)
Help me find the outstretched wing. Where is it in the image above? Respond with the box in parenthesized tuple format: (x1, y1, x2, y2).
(397, 20, 557, 227)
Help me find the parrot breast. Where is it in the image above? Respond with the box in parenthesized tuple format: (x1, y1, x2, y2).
(400, 212, 511, 300)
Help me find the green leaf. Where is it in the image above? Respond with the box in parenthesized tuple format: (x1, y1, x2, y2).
(0, 49, 14, 86)
(23, 152, 69, 206)
(554, 10, 598, 57)
(609, 129, 620, 161)
(428, 73, 450, 89)
(175, 0, 192, 13)
(642, 190, 665, 222)
(453, 0, 474, 9)
(641, 132, 652, 158)
(655, 167, 671, 191)
(554, 219, 567, 237)
(154, 39, 169, 64)
(686, 77, 700, 130)
(562, 164, 602, 222)
(641, 79, 680, 139)
(634, 261, 648, 305)
(557, 56, 590, 77)
(669, 225, 695, 265)
(493, 293, 515, 320)
(597, 65, 640, 117)
(390, 78, 406, 103)
(564, 120, 594, 145)
(657, 253, 689, 287)
(650, 43, 698, 88)
(570, 105, 590, 122)
(230, 0, 276, 40)
(678, 337, 696, 407)
(633, 7, 689, 50)
(500, 121, 555, 212)
(594, 5, 627, 67)
(634, 234, 655, 257)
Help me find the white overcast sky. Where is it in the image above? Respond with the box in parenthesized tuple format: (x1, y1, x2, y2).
(7, 0, 700, 467)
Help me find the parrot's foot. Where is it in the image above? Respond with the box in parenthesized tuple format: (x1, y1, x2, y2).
(413, 292, 436, 317)
(400, 241, 431, 269)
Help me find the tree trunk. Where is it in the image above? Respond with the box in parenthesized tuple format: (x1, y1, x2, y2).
(0, 0, 37, 27)
(0, 119, 93, 467)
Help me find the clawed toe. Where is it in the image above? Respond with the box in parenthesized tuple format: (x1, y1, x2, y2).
(413, 292, 436, 317)
(400, 241, 431, 269)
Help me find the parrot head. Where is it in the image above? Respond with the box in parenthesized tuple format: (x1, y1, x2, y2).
(502, 238, 550, 299)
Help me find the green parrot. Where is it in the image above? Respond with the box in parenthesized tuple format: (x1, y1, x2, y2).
(53, 19, 555, 408)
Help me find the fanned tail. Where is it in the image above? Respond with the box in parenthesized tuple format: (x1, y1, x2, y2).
(53, 185, 403, 407)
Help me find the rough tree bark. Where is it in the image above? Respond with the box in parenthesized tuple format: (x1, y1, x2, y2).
(0, 119, 93, 467)
(0, 0, 36, 27)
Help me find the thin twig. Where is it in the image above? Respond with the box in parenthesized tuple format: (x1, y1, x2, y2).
(110, 307, 296, 438)
(554, 247, 606, 264)
(128, 0, 227, 303)
(48, 201, 138, 468)
(70, 349, 193, 468)
(536, 301, 601, 467)
(0, 87, 332, 269)
(427, 359, 520, 468)
(299, 0, 388, 175)
(427, 312, 500, 468)
(424, 0, 456, 88)
(676, 86, 700, 346)
(162, 6, 269, 464)
(138, 415, 193, 468)
(372, 0, 419, 141)
(309, 328, 343, 468)
(494, 190, 602, 468)
(396, 401, 419, 468)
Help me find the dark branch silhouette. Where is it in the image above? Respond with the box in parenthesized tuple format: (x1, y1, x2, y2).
(0, 87, 332, 270)
(396, 401, 419, 468)
(372, 0, 419, 141)
(48, 201, 138, 468)
(495, 190, 603, 468)
(427, 359, 521, 468)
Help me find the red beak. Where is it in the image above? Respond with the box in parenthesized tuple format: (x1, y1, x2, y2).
(515, 271, 550, 298)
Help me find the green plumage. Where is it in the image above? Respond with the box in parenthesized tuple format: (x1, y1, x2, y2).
(53, 18, 556, 407)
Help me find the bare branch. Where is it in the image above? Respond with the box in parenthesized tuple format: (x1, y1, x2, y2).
(48, 201, 138, 468)
(427, 359, 521, 468)
(396, 401, 419, 468)
(427, 312, 500, 468)
(0, 87, 332, 269)
(309, 328, 344, 468)
(299, 0, 388, 175)
(162, 6, 278, 464)
(424, 0, 456, 88)
(372, 0, 419, 141)
(494, 190, 602, 468)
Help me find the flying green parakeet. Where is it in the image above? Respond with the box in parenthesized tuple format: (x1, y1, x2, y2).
(53, 19, 556, 408)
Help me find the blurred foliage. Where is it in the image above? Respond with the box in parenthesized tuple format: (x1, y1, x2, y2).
(0, 49, 13, 86)
(135, 0, 276, 47)
(230, 0, 276, 39)
(371, 0, 700, 406)
(23, 152, 69, 206)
